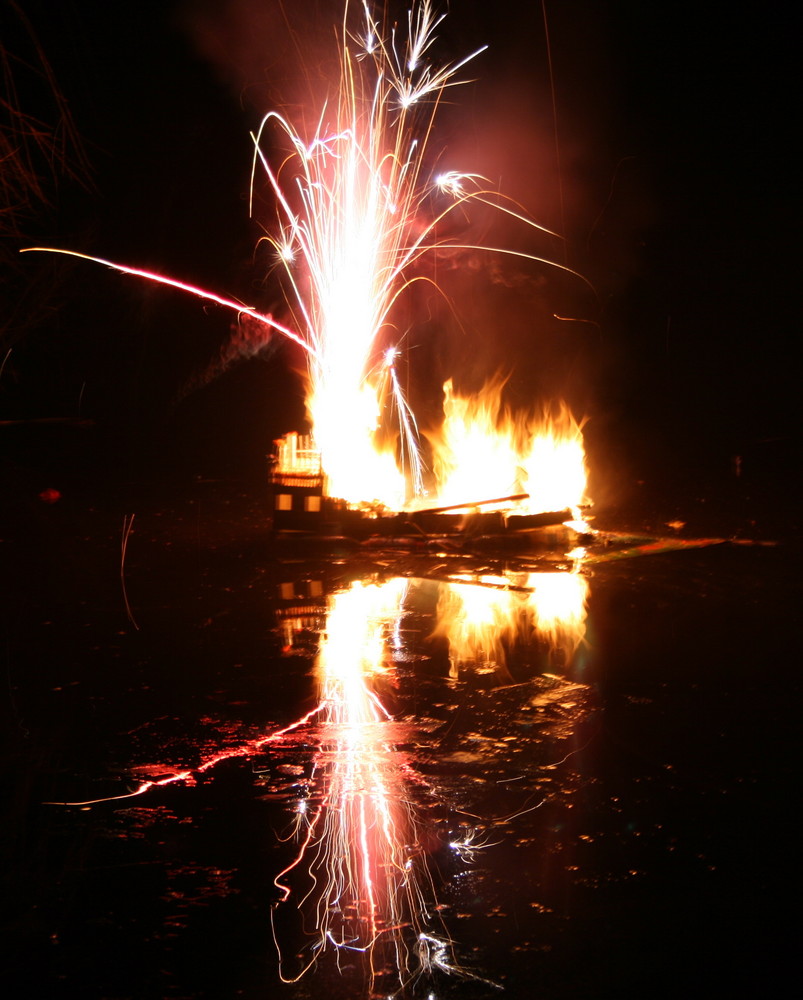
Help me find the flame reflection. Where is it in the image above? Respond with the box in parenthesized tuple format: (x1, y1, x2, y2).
(51, 560, 591, 994)
(272, 564, 589, 988)
(433, 567, 588, 682)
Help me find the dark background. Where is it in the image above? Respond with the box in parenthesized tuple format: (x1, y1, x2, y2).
(3, 0, 798, 501)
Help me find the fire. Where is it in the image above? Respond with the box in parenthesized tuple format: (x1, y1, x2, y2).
(429, 379, 588, 515)
(24, 0, 593, 516)
(521, 402, 589, 514)
(308, 381, 405, 508)
(250, 2, 489, 509)
(245, 2, 589, 513)
(428, 379, 520, 510)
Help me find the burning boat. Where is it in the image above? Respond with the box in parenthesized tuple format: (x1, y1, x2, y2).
(26, 1, 594, 552)
(248, 4, 593, 552)
(268, 430, 591, 551)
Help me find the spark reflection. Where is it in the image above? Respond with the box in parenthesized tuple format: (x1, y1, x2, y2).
(268, 565, 591, 987)
(271, 578, 447, 986)
(49, 559, 592, 992)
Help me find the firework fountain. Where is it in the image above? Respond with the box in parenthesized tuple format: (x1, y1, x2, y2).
(24, 0, 590, 520)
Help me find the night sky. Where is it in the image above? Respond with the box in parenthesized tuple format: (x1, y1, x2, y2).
(2, 0, 798, 496)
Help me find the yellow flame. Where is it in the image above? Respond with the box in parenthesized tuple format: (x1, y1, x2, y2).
(251, 4, 588, 512)
(429, 380, 588, 514)
(429, 380, 520, 508)
(309, 383, 405, 508)
(521, 403, 589, 514)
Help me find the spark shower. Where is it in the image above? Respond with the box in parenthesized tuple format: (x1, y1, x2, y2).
(24, 0, 590, 516)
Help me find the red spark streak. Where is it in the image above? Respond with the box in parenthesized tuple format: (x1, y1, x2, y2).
(43, 700, 329, 808)
(20, 247, 316, 358)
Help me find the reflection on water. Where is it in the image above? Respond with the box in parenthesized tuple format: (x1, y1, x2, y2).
(54, 558, 592, 996)
(267, 563, 590, 994)
(434, 568, 588, 681)
(15, 477, 791, 1000)
(271, 579, 442, 987)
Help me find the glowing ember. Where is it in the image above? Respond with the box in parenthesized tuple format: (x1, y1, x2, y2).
(273, 431, 320, 477)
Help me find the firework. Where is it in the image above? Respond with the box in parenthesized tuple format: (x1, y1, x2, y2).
(252, 0, 588, 508)
(24, 1, 590, 514)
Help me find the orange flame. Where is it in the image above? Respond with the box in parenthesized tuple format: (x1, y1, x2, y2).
(428, 379, 589, 514)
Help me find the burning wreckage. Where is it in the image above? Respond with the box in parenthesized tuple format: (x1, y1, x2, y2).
(268, 431, 592, 552)
(25, 1, 595, 554)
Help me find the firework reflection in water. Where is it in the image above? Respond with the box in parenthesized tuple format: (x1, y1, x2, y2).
(269, 566, 589, 990)
(44, 561, 591, 992)
(271, 578, 450, 986)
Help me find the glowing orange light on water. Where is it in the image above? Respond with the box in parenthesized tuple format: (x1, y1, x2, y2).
(435, 566, 589, 678)
(526, 569, 589, 654)
(46, 565, 592, 990)
(272, 579, 444, 984)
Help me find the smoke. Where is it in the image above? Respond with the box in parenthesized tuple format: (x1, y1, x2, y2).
(177, 0, 345, 113)
(171, 1, 347, 406)
(174, 1, 653, 445)
(175, 311, 280, 404)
